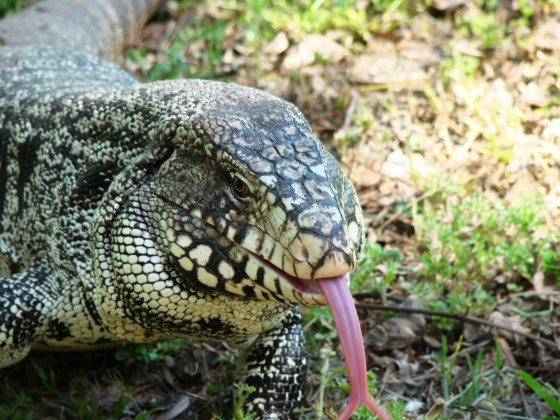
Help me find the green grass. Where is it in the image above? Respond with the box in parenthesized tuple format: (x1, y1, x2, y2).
(428, 335, 535, 418)
(332, 187, 559, 324)
(114, 338, 186, 363)
(232, 383, 256, 420)
(127, 0, 430, 81)
(128, 17, 231, 81)
(351, 242, 403, 304)
(315, 346, 337, 418)
(518, 370, 560, 419)
(0, 391, 33, 419)
(411, 190, 559, 316)
(0, 0, 21, 17)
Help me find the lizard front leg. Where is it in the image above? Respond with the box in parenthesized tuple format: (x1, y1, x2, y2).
(0, 264, 57, 368)
(240, 308, 306, 419)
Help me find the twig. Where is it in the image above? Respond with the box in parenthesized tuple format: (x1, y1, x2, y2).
(356, 77, 429, 92)
(510, 290, 560, 299)
(354, 302, 560, 351)
(497, 337, 531, 417)
(342, 89, 359, 130)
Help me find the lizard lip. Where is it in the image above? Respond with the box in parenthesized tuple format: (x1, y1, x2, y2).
(250, 252, 323, 296)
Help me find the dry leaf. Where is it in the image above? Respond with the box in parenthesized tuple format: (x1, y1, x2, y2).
(349, 52, 426, 84)
(363, 296, 426, 350)
(158, 395, 193, 420)
(429, 0, 466, 11)
(489, 311, 529, 346)
(282, 34, 347, 71)
(504, 170, 541, 205)
(351, 165, 382, 188)
(382, 150, 408, 178)
(263, 31, 289, 56)
(533, 19, 560, 51)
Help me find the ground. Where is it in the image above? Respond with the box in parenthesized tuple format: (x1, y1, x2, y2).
(1, 0, 560, 419)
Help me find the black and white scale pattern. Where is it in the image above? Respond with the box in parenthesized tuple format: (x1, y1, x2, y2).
(0, 0, 364, 417)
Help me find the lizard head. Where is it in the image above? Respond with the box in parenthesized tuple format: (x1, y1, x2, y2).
(91, 80, 364, 341)
(152, 80, 364, 307)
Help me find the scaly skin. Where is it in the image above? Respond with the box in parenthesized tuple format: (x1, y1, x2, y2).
(0, 1, 364, 417)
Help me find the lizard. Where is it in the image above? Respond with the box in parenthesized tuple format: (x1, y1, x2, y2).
(0, 0, 381, 418)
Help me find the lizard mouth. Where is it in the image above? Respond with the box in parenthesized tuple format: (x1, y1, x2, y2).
(160, 197, 330, 305)
(251, 252, 323, 295)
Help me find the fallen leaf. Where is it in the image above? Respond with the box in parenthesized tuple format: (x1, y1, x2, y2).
(504, 170, 541, 205)
(349, 52, 427, 84)
(533, 19, 560, 51)
(382, 150, 408, 178)
(429, 0, 466, 11)
(489, 311, 529, 346)
(158, 395, 193, 420)
(351, 165, 382, 188)
(425, 397, 446, 419)
(263, 31, 289, 56)
(364, 296, 426, 350)
(282, 34, 347, 71)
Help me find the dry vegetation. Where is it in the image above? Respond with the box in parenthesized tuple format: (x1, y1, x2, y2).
(1, 0, 560, 419)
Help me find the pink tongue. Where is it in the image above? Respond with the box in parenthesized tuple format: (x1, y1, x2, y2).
(318, 275, 391, 420)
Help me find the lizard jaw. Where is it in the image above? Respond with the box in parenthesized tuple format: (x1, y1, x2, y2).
(248, 252, 356, 308)
(252, 252, 323, 295)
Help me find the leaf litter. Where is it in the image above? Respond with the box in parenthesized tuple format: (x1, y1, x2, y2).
(2, 1, 560, 419)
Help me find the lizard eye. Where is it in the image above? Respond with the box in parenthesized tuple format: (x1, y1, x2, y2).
(231, 175, 251, 199)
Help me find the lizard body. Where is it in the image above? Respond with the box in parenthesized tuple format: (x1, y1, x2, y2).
(0, 1, 364, 416)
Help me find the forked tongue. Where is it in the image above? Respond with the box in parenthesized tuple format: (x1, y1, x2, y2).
(318, 274, 391, 420)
